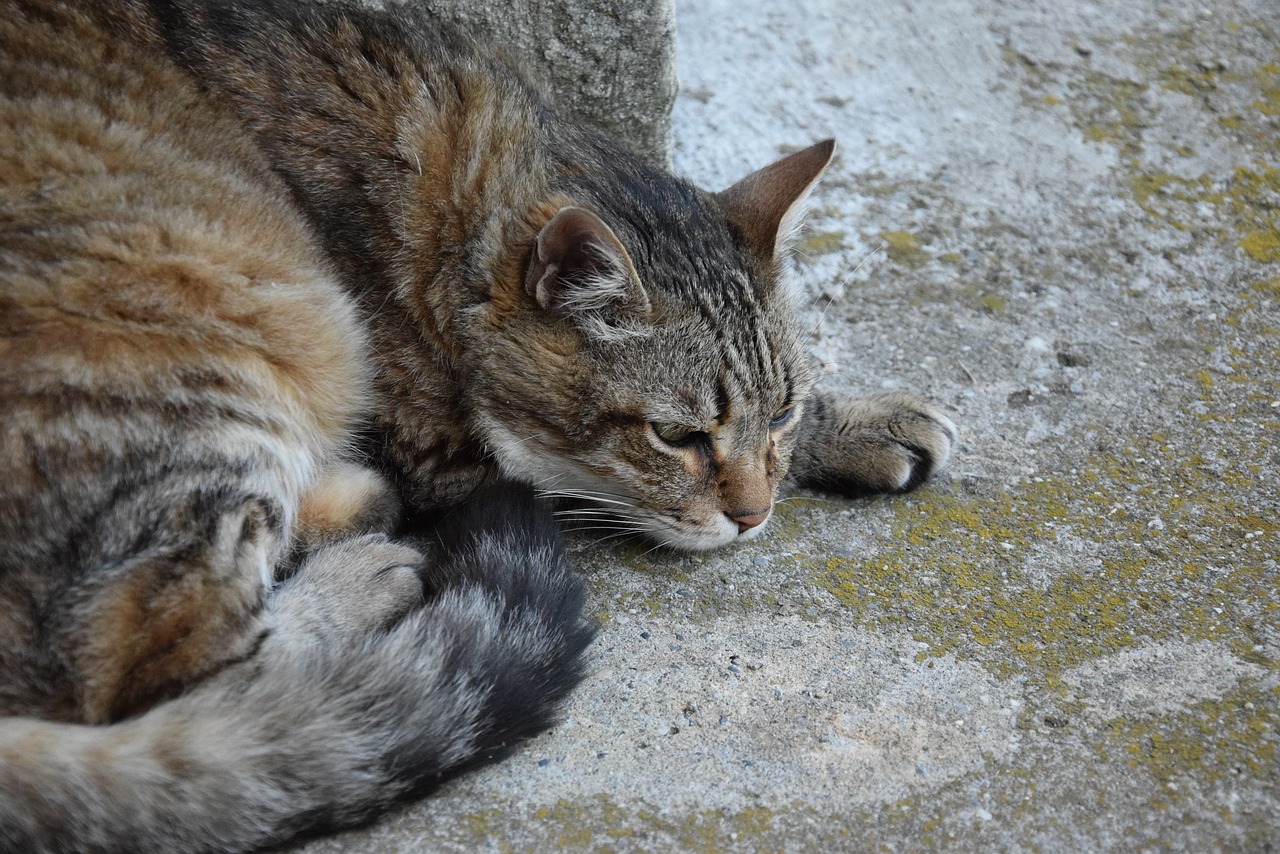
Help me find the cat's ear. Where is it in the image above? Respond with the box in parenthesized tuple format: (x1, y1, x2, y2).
(525, 206, 650, 336)
(714, 139, 836, 261)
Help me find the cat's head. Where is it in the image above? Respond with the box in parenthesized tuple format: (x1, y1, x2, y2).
(465, 140, 835, 550)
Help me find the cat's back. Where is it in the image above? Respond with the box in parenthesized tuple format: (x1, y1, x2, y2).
(0, 0, 327, 314)
(0, 0, 366, 575)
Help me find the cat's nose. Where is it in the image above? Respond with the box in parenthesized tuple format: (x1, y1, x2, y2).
(730, 510, 770, 534)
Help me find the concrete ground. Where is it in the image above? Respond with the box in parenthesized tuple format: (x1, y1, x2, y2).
(301, 0, 1278, 850)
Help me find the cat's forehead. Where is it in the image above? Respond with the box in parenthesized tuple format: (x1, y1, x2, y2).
(617, 300, 804, 418)
(567, 168, 806, 412)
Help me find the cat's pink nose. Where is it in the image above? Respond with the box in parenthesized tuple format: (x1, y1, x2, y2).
(731, 510, 770, 534)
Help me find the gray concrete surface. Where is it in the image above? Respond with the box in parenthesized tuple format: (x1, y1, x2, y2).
(301, 0, 1279, 850)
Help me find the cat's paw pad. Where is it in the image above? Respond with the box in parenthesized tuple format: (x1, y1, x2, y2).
(271, 533, 424, 641)
(798, 391, 956, 497)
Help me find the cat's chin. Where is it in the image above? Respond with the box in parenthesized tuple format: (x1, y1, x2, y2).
(650, 509, 772, 552)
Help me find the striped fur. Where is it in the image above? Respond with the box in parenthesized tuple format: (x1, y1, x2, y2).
(1, 0, 951, 849)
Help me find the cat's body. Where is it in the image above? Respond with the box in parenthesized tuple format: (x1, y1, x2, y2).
(0, 0, 955, 851)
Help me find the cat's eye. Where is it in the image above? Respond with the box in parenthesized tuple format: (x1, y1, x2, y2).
(769, 407, 794, 430)
(649, 421, 699, 447)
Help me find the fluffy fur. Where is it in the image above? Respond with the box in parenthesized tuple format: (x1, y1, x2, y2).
(1, 0, 953, 850)
(0, 490, 593, 852)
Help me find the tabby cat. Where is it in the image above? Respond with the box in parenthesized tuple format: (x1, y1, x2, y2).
(0, 0, 956, 851)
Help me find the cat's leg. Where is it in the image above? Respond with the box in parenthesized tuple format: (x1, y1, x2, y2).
(59, 467, 412, 723)
(294, 460, 403, 547)
(263, 533, 425, 648)
(54, 489, 285, 723)
(788, 390, 957, 496)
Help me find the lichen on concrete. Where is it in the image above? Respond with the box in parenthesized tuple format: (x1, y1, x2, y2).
(298, 1, 1280, 851)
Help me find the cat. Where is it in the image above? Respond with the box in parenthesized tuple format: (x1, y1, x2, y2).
(0, 0, 956, 851)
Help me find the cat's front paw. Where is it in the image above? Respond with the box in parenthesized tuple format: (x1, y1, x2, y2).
(269, 534, 425, 644)
(789, 391, 956, 497)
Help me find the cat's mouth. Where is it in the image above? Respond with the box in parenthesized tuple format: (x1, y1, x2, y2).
(548, 494, 771, 551)
(632, 505, 773, 551)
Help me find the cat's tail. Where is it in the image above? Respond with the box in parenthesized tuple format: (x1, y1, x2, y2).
(0, 486, 595, 854)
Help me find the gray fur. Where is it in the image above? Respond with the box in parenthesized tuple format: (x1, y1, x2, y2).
(0, 529, 593, 853)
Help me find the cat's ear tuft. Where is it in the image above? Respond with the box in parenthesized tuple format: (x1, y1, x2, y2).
(525, 206, 650, 338)
(714, 139, 837, 261)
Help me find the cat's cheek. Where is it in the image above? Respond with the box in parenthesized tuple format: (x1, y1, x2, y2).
(646, 506, 743, 551)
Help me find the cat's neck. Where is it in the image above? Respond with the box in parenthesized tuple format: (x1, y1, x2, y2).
(149, 1, 547, 325)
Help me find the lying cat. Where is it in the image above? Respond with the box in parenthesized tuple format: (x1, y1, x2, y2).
(0, 0, 955, 851)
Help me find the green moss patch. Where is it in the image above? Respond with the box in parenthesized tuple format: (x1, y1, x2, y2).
(811, 425, 1278, 681)
(1002, 21, 1280, 264)
(524, 796, 833, 853)
(1100, 682, 1279, 801)
(880, 230, 930, 268)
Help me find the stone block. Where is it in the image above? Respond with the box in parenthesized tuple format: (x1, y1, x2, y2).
(383, 0, 677, 166)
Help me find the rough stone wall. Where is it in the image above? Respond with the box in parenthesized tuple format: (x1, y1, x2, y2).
(379, 0, 677, 166)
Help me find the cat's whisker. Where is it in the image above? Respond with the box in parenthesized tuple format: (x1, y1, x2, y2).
(540, 483, 634, 500)
(543, 494, 636, 509)
(554, 510, 648, 527)
(562, 525, 651, 541)
(547, 507, 637, 522)
(808, 293, 836, 343)
(539, 489, 638, 509)
(551, 501, 641, 514)
(593, 531, 649, 547)
(806, 241, 885, 343)
(525, 472, 573, 494)
(775, 495, 833, 506)
(523, 473, 595, 495)
(849, 241, 886, 275)
(633, 539, 672, 559)
(568, 521, 648, 537)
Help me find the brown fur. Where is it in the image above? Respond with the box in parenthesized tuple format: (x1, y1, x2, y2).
(1, 0, 949, 850)
(2, 0, 374, 724)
